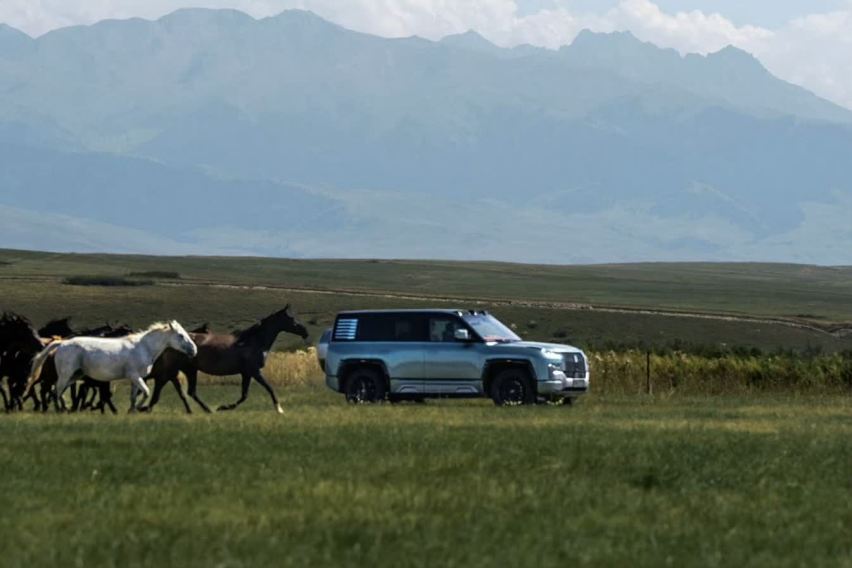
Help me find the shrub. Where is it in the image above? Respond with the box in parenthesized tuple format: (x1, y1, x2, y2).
(127, 271, 181, 279)
(588, 349, 852, 395)
(63, 275, 153, 287)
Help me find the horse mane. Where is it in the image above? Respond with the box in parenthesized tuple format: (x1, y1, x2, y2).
(131, 321, 174, 338)
(1, 311, 32, 326)
(232, 307, 294, 344)
(233, 321, 262, 342)
(1, 311, 36, 333)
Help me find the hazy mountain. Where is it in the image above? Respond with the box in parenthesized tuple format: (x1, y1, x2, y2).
(0, 9, 851, 263)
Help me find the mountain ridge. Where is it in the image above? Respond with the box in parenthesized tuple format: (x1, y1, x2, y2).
(0, 8, 850, 264)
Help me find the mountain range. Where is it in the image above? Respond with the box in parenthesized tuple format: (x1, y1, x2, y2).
(1, 9, 851, 263)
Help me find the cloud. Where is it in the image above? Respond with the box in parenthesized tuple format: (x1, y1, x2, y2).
(601, 0, 773, 54)
(754, 9, 852, 110)
(0, 0, 851, 109)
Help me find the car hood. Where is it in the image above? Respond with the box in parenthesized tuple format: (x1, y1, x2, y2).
(490, 340, 583, 353)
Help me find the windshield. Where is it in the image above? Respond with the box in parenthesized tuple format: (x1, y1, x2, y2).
(463, 313, 521, 343)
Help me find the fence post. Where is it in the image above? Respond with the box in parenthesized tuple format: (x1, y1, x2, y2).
(646, 350, 652, 395)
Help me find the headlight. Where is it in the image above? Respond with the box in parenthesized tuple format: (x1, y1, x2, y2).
(542, 349, 564, 361)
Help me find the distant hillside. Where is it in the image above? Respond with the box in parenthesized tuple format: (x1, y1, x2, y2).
(0, 9, 851, 263)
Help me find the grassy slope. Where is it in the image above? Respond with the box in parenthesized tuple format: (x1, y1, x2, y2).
(1, 249, 851, 352)
(1, 386, 849, 567)
(2, 249, 852, 320)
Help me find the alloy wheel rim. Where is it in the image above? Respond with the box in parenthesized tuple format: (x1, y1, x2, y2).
(500, 377, 525, 404)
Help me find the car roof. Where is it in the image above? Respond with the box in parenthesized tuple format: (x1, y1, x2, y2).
(336, 309, 486, 316)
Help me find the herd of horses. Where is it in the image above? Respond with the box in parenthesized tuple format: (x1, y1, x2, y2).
(0, 306, 309, 414)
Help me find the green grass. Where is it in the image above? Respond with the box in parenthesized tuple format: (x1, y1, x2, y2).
(1, 385, 849, 567)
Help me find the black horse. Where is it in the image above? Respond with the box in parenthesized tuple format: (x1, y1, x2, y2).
(143, 307, 308, 414)
(38, 318, 75, 339)
(0, 312, 47, 411)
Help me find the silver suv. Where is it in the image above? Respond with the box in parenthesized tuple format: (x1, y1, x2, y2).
(320, 309, 589, 405)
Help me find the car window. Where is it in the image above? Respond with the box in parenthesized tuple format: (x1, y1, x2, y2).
(429, 317, 463, 342)
(339, 314, 428, 342)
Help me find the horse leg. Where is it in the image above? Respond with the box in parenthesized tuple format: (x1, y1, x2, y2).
(0, 383, 9, 412)
(218, 372, 252, 411)
(78, 379, 94, 410)
(23, 384, 40, 411)
(38, 380, 52, 412)
(101, 383, 117, 415)
(69, 383, 79, 412)
(185, 368, 212, 413)
(253, 370, 284, 414)
(71, 381, 86, 412)
(171, 375, 192, 414)
(85, 385, 99, 411)
(139, 375, 167, 413)
(85, 383, 100, 412)
(54, 369, 77, 413)
(128, 377, 150, 413)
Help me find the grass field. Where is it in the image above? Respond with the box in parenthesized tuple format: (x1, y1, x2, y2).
(1, 250, 851, 566)
(1, 249, 851, 352)
(1, 383, 850, 567)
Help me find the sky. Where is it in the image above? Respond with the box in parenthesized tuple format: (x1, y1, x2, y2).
(2, 1, 851, 110)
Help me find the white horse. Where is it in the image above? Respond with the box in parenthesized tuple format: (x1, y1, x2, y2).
(27, 321, 197, 412)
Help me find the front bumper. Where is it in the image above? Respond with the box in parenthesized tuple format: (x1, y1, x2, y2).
(538, 371, 589, 397)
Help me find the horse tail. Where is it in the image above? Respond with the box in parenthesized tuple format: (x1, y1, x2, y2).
(24, 342, 62, 399)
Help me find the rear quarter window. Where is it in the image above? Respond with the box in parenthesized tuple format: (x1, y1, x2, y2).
(333, 314, 428, 342)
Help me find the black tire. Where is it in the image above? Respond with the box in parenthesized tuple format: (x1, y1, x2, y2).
(489, 368, 536, 406)
(344, 368, 387, 404)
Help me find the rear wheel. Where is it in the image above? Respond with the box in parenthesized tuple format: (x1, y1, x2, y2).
(344, 368, 387, 404)
(490, 368, 536, 406)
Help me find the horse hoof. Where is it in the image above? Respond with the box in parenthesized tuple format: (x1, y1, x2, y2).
(275, 404, 284, 414)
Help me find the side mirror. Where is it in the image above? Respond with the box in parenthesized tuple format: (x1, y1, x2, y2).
(454, 328, 471, 342)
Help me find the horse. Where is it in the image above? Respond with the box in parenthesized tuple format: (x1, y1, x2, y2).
(143, 306, 308, 414)
(0, 312, 48, 411)
(23, 320, 131, 412)
(38, 318, 75, 339)
(69, 323, 135, 413)
(27, 321, 197, 413)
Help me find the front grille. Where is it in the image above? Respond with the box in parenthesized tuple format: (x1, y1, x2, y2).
(562, 353, 586, 378)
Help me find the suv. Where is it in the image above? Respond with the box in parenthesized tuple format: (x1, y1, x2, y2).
(320, 309, 589, 405)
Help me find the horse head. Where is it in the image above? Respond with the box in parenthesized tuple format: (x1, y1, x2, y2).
(268, 304, 309, 340)
(190, 322, 211, 334)
(166, 321, 198, 358)
(0, 312, 44, 354)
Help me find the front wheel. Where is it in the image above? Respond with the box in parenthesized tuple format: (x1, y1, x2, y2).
(344, 368, 387, 404)
(490, 369, 536, 406)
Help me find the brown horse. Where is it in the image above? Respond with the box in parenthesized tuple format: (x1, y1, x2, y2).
(143, 306, 308, 414)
